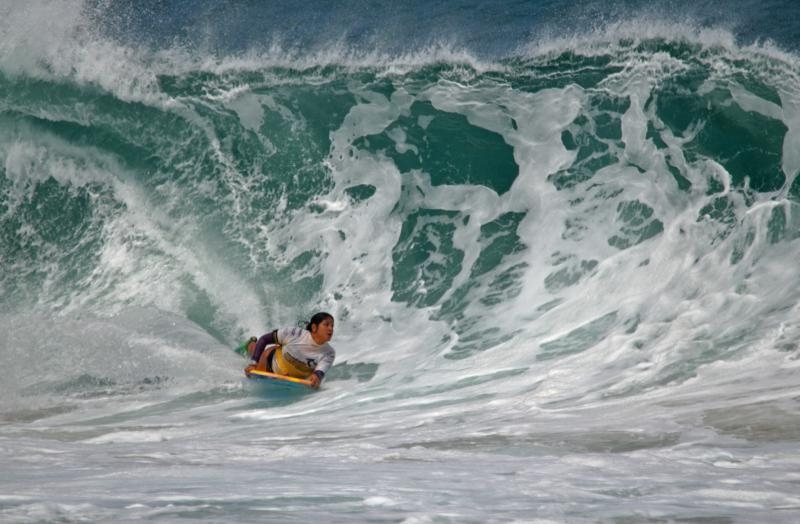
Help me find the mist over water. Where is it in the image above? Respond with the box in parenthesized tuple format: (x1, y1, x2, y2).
(2, 1, 800, 522)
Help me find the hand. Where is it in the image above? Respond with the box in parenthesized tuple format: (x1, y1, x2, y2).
(244, 364, 256, 376)
(308, 373, 321, 389)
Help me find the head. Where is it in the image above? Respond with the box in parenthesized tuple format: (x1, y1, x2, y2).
(306, 312, 334, 344)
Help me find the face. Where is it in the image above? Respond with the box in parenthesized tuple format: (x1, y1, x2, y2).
(311, 317, 334, 344)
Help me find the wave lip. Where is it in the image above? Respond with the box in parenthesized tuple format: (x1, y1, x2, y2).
(4, 1, 800, 98)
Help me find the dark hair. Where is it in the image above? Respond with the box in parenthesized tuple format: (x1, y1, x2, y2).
(305, 312, 333, 331)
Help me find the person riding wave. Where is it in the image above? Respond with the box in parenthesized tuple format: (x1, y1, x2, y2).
(244, 312, 336, 389)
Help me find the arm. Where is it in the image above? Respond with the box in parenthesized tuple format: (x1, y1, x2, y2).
(309, 346, 336, 388)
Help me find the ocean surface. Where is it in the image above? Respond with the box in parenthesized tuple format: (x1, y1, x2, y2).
(2, 1, 800, 522)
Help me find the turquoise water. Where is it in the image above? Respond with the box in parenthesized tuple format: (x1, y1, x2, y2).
(2, 1, 800, 522)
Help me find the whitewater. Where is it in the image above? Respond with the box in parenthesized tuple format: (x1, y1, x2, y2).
(2, 1, 800, 522)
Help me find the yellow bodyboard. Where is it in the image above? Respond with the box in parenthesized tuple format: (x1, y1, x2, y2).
(247, 369, 314, 389)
